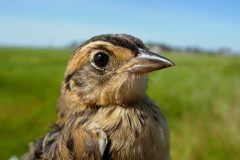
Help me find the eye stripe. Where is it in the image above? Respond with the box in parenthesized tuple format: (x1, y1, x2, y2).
(91, 45, 114, 55)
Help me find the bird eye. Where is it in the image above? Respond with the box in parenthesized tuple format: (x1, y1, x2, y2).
(92, 52, 109, 68)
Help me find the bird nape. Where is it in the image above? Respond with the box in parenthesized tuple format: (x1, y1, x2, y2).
(23, 34, 174, 160)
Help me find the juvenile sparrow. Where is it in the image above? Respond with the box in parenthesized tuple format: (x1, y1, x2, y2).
(24, 34, 174, 160)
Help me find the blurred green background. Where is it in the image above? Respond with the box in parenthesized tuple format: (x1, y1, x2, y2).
(0, 48, 239, 160)
(1, 0, 240, 160)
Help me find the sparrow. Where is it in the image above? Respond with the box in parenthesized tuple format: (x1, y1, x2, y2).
(23, 34, 174, 160)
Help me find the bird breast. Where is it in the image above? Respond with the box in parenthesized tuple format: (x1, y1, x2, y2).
(87, 99, 170, 160)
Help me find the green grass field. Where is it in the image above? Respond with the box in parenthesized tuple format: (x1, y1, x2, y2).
(0, 48, 239, 160)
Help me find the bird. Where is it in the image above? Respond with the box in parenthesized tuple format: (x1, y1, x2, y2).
(23, 34, 174, 160)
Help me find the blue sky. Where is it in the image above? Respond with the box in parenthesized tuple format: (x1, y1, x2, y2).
(0, 0, 239, 51)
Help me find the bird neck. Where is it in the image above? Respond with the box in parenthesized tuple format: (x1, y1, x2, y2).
(57, 74, 148, 119)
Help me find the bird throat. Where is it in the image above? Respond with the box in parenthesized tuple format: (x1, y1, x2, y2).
(97, 73, 148, 106)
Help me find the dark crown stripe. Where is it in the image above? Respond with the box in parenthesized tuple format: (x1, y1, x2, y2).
(75, 34, 146, 56)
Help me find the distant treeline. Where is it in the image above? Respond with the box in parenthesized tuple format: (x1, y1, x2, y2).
(67, 41, 238, 55)
(146, 42, 237, 55)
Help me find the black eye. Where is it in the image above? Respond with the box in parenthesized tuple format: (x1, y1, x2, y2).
(93, 52, 109, 68)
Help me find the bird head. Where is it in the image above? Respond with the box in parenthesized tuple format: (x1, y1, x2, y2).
(61, 34, 174, 107)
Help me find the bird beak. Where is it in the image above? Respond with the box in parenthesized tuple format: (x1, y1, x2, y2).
(117, 49, 175, 74)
